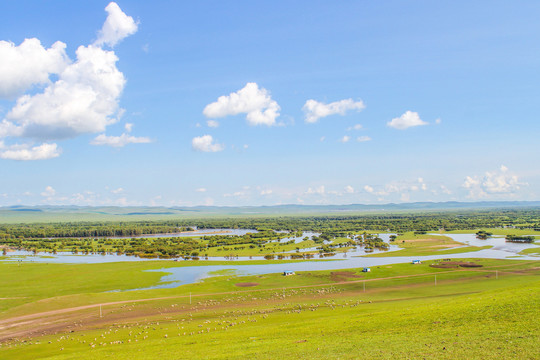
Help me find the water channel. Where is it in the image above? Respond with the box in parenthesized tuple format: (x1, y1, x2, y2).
(2, 231, 538, 290)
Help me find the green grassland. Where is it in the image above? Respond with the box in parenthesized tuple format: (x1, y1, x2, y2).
(0, 259, 328, 314)
(1, 258, 539, 359)
(519, 242, 540, 256)
(445, 228, 540, 236)
(363, 233, 492, 257)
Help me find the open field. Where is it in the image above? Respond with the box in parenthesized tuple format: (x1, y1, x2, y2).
(445, 228, 540, 236)
(363, 233, 492, 257)
(1, 258, 539, 359)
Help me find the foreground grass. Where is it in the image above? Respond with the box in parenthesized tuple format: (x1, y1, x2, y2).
(0, 259, 316, 313)
(0, 258, 538, 359)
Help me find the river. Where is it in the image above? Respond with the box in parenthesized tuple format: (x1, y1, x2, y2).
(3, 232, 538, 290)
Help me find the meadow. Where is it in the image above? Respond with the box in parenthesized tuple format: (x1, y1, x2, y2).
(1, 257, 538, 359)
(1, 210, 539, 359)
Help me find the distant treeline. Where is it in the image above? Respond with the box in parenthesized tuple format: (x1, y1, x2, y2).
(0, 222, 191, 239)
(0, 209, 539, 240)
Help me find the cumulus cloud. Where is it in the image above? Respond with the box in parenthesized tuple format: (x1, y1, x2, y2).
(94, 2, 138, 47)
(0, 2, 140, 159)
(344, 185, 355, 194)
(339, 135, 351, 143)
(41, 186, 56, 197)
(387, 111, 428, 130)
(3, 45, 126, 140)
(440, 185, 452, 195)
(260, 189, 272, 195)
(0, 38, 69, 98)
(347, 124, 363, 131)
(91, 122, 150, 147)
(0, 142, 60, 160)
(203, 82, 280, 126)
(356, 136, 371, 142)
(91, 133, 151, 147)
(206, 120, 219, 128)
(364, 179, 429, 198)
(463, 165, 524, 198)
(224, 190, 248, 198)
(192, 135, 224, 152)
(111, 187, 124, 194)
(306, 186, 325, 195)
(195, 188, 207, 193)
(303, 98, 365, 123)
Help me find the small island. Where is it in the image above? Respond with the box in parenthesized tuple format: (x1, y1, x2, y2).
(505, 235, 535, 243)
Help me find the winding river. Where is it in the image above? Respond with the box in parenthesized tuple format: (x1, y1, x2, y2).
(3, 232, 538, 290)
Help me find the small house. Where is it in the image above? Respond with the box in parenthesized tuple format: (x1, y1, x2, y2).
(412, 260, 421, 265)
(283, 270, 295, 276)
(362, 267, 371, 272)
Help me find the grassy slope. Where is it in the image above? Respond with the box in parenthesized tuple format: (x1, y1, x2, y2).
(0, 259, 538, 359)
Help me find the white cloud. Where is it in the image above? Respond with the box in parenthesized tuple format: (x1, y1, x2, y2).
(320, 136, 326, 142)
(111, 187, 124, 194)
(196, 188, 207, 193)
(303, 98, 365, 123)
(463, 165, 524, 198)
(3, 44, 126, 140)
(124, 122, 133, 132)
(418, 177, 427, 191)
(192, 135, 224, 152)
(206, 120, 219, 128)
(306, 186, 325, 195)
(260, 189, 272, 195)
(203, 82, 280, 126)
(91, 133, 151, 147)
(364, 179, 430, 198)
(387, 111, 428, 130)
(344, 185, 355, 194)
(440, 185, 452, 195)
(0, 142, 60, 160)
(435, 118, 442, 124)
(0, 3, 140, 160)
(339, 135, 351, 143)
(364, 185, 374, 194)
(356, 136, 371, 142)
(94, 2, 138, 48)
(41, 186, 56, 197)
(347, 124, 363, 131)
(0, 38, 69, 98)
(224, 191, 247, 198)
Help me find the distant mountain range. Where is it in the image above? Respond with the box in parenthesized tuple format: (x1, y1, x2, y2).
(0, 201, 539, 223)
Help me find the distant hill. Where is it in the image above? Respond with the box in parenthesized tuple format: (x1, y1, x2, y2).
(0, 201, 539, 223)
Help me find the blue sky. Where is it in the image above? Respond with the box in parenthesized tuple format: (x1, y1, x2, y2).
(0, 1, 539, 206)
